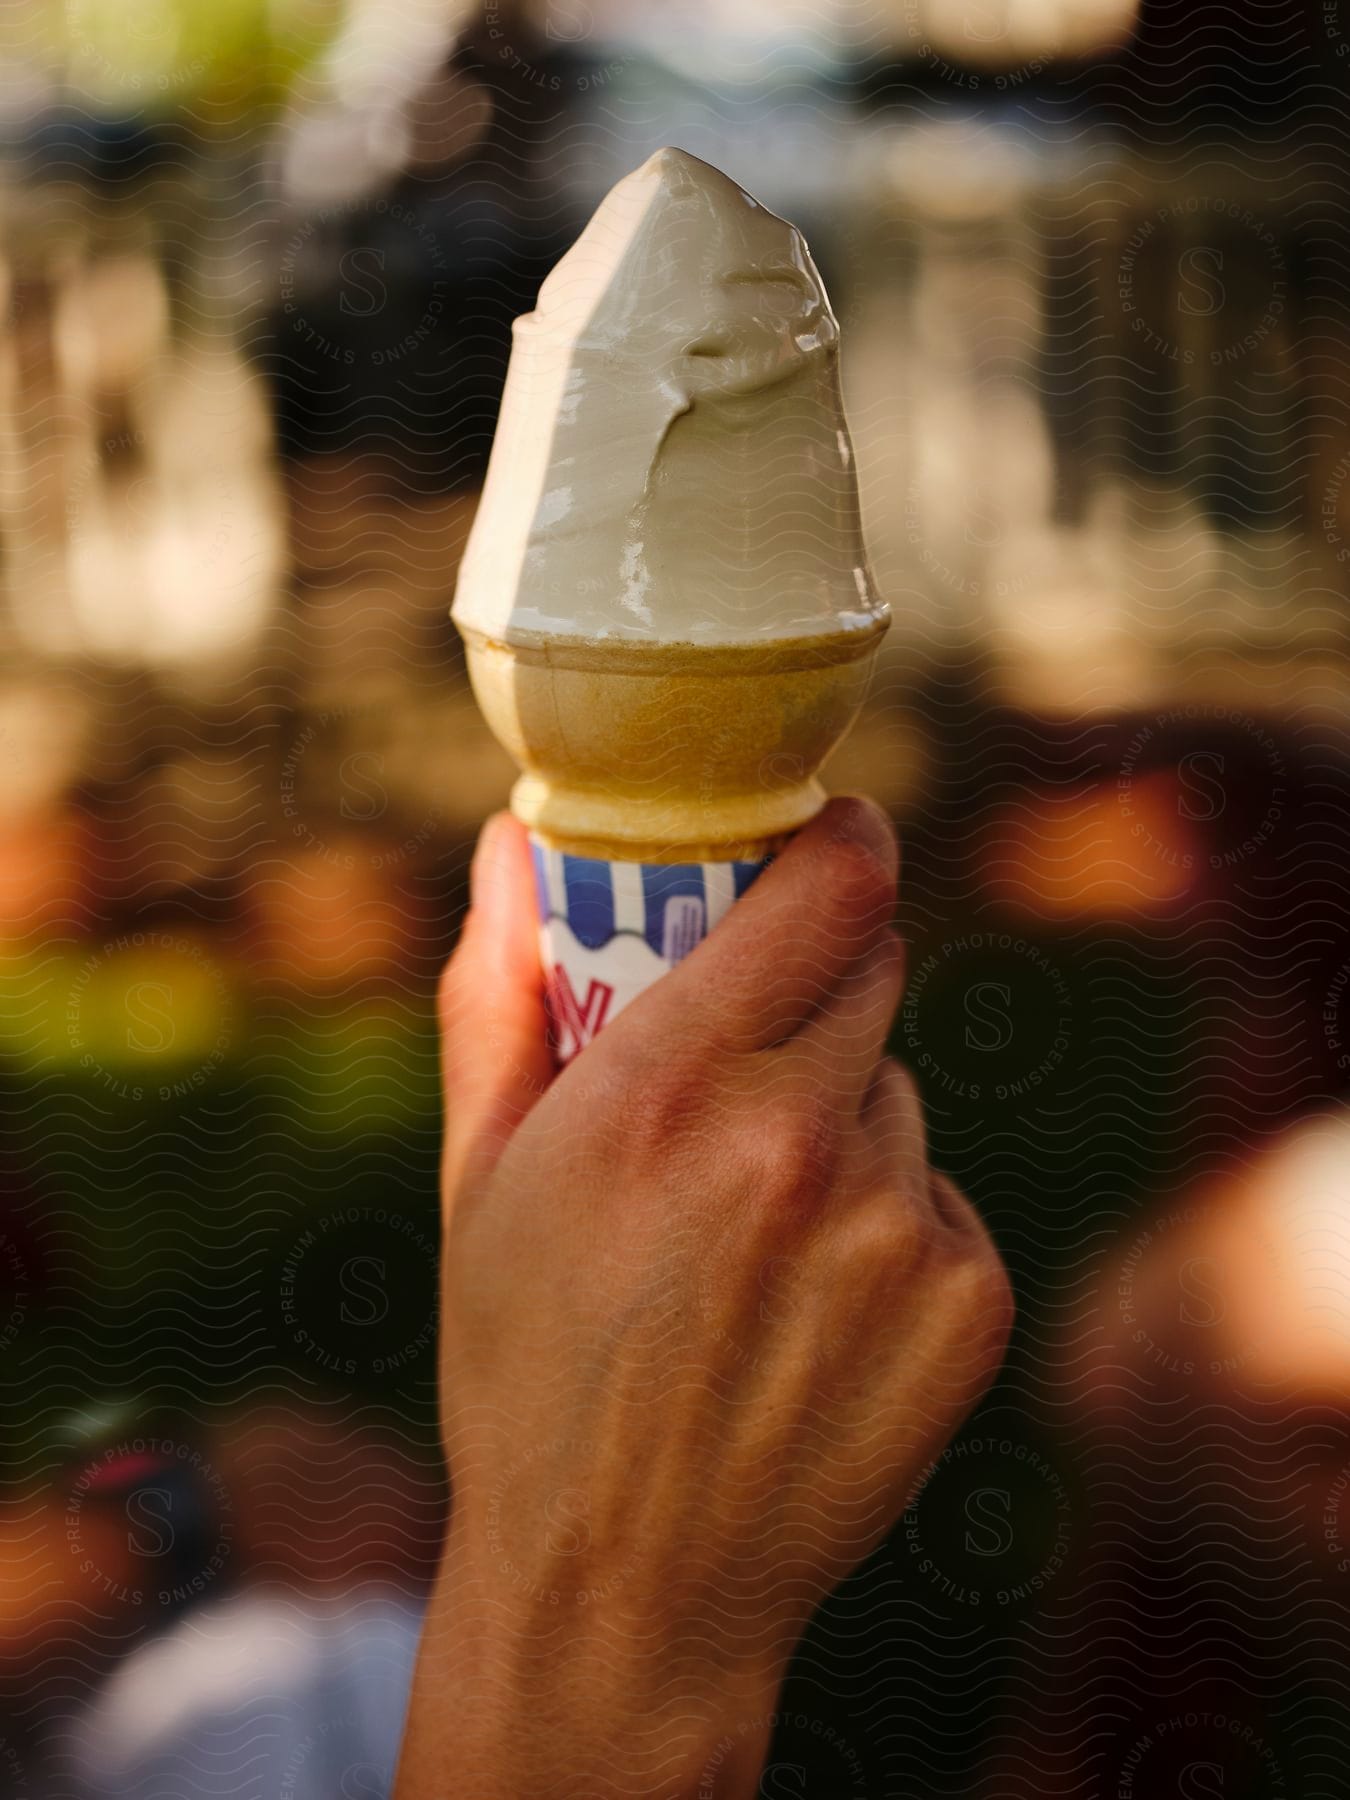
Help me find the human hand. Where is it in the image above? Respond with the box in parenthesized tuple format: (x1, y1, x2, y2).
(396, 798, 1012, 1800)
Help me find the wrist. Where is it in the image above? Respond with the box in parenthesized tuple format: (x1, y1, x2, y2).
(396, 1523, 784, 1799)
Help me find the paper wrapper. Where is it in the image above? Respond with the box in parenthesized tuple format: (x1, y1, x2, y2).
(529, 833, 768, 1062)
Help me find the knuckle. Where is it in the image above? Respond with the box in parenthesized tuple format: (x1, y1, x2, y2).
(873, 927, 906, 983)
(882, 1055, 922, 1117)
(742, 1096, 840, 1209)
(877, 1182, 941, 1281)
(940, 1236, 1015, 1377)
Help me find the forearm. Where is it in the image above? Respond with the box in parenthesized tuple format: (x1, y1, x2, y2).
(394, 1531, 779, 1800)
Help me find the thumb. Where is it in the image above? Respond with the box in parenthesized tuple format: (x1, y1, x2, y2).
(440, 813, 554, 1197)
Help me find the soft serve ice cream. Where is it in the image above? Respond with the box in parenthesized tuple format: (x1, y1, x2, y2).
(454, 144, 883, 650)
(453, 147, 889, 1057)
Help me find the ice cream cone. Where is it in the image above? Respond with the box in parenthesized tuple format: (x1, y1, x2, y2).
(453, 147, 888, 1059)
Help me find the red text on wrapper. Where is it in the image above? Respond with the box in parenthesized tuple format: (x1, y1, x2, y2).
(548, 966, 614, 1056)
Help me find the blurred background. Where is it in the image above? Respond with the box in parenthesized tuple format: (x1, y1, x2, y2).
(1, 0, 1349, 1793)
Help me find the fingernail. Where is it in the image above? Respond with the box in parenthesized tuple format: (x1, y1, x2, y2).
(826, 795, 899, 882)
(470, 814, 510, 909)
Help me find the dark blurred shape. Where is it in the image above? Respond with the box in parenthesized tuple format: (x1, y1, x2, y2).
(261, 59, 581, 486)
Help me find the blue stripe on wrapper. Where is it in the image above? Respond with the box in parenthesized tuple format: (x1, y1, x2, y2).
(640, 863, 706, 960)
(531, 851, 770, 952)
(530, 839, 551, 923)
(733, 859, 766, 899)
(561, 854, 616, 951)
